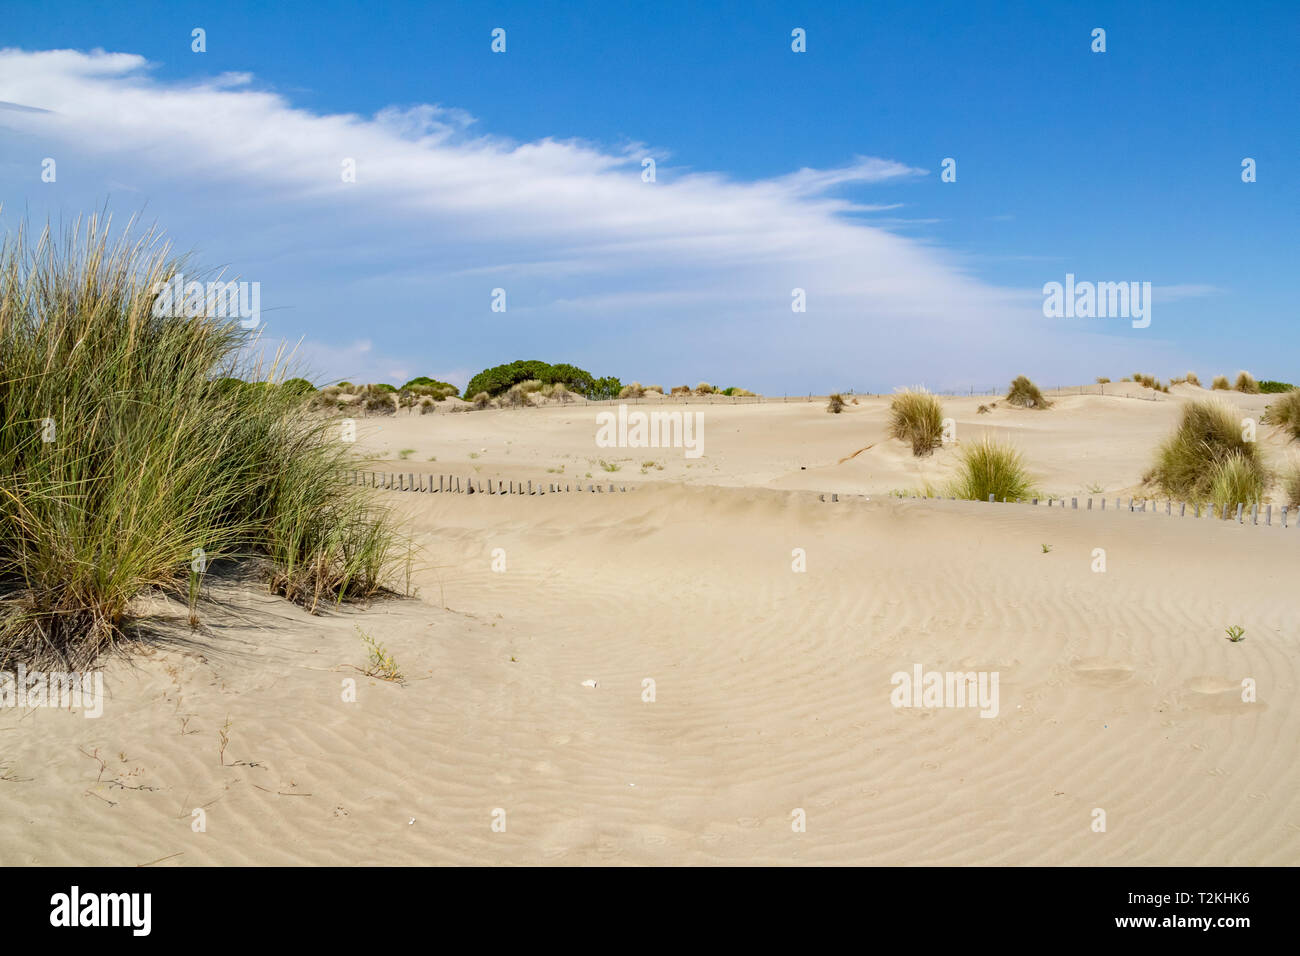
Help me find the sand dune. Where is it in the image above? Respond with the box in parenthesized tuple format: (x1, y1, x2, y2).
(2, 387, 1297, 865)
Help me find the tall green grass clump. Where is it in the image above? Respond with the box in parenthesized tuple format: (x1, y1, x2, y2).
(948, 437, 1036, 501)
(1147, 399, 1267, 503)
(1207, 453, 1266, 516)
(1262, 389, 1300, 441)
(888, 389, 944, 456)
(1006, 375, 1051, 409)
(0, 215, 409, 668)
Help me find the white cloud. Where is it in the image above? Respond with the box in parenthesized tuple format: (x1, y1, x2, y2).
(0, 47, 1192, 390)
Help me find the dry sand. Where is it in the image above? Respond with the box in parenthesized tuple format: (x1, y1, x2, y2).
(2, 384, 1297, 865)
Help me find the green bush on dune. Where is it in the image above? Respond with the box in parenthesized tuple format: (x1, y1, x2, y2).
(948, 437, 1036, 501)
(0, 216, 409, 669)
(1147, 399, 1268, 504)
(888, 389, 944, 456)
(1006, 375, 1051, 409)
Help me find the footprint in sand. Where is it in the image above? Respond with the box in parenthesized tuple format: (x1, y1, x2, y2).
(1068, 657, 1137, 685)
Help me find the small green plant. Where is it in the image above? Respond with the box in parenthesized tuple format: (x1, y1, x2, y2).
(398, 449, 415, 460)
(600, 460, 621, 472)
(1085, 481, 1105, 494)
(1041, 544, 1052, 553)
(357, 626, 404, 682)
(469, 452, 479, 459)
(1224, 625, 1245, 643)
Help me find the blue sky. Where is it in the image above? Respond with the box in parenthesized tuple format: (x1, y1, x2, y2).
(1, 0, 1296, 392)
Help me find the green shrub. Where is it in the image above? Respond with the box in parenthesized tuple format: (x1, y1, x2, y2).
(888, 389, 944, 456)
(1006, 375, 1051, 409)
(1208, 453, 1266, 516)
(0, 216, 408, 668)
(948, 437, 1036, 501)
(1148, 400, 1267, 501)
(1259, 380, 1295, 394)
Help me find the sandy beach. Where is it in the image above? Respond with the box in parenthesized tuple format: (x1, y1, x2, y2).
(3, 385, 1297, 866)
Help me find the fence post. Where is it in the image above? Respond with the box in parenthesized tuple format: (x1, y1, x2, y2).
(1179, 502, 1185, 517)
(1236, 503, 1244, 524)
(1072, 497, 1077, 509)
(1087, 498, 1092, 510)
(1284, 506, 1289, 528)
(988, 494, 994, 503)
(1252, 503, 1258, 525)
(1266, 504, 1272, 526)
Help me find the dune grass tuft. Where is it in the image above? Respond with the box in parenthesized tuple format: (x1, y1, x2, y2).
(1234, 371, 1260, 394)
(826, 393, 845, 414)
(1262, 389, 1300, 441)
(947, 437, 1036, 501)
(1184, 371, 1201, 387)
(1211, 375, 1230, 390)
(1147, 399, 1268, 503)
(0, 215, 409, 669)
(1006, 375, 1051, 409)
(887, 389, 944, 456)
(1207, 453, 1266, 516)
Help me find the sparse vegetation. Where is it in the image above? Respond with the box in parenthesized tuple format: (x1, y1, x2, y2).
(357, 626, 404, 682)
(1184, 372, 1201, 387)
(1211, 375, 1231, 390)
(1147, 400, 1268, 503)
(1262, 389, 1300, 441)
(947, 437, 1036, 501)
(1224, 625, 1245, 643)
(1259, 380, 1295, 394)
(887, 389, 944, 456)
(827, 393, 846, 414)
(1006, 375, 1051, 409)
(1095, 377, 1110, 384)
(1283, 461, 1300, 507)
(1234, 371, 1260, 394)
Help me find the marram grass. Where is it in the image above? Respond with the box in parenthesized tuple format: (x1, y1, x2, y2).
(0, 215, 410, 669)
(1147, 399, 1267, 503)
(888, 389, 944, 456)
(947, 437, 1036, 501)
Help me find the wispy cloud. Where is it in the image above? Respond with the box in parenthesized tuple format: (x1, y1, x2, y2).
(0, 48, 1194, 389)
